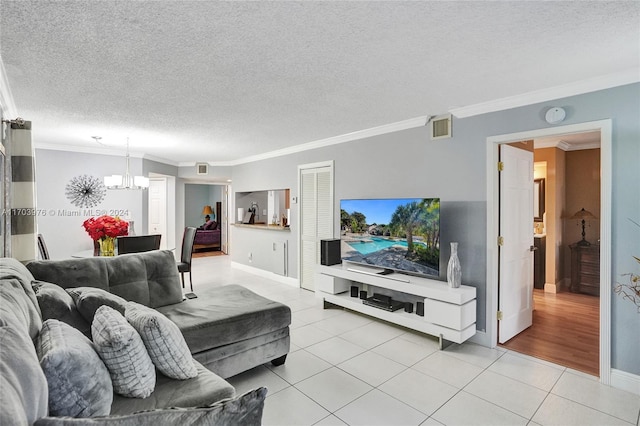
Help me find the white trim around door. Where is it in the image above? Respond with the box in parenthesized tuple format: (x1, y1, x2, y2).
(485, 119, 612, 385)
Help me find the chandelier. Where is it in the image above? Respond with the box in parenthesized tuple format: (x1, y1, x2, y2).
(94, 136, 149, 190)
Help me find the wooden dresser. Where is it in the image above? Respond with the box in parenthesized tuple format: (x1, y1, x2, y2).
(569, 243, 600, 296)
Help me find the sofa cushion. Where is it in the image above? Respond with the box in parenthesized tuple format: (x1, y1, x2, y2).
(0, 277, 43, 339)
(125, 302, 197, 380)
(34, 387, 265, 426)
(37, 319, 113, 417)
(92, 306, 156, 398)
(156, 284, 291, 354)
(67, 287, 127, 323)
(110, 361, 236, 415)
(204, 220, 217, 230)
(0, 325, 49, 425)
(27, 250, 183, 308)
(32, 281, 91, 336)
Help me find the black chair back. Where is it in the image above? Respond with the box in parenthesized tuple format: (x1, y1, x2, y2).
(116, 235, 162, 255)
(181, 227, 197, 264)
(37, 234, 50, 260)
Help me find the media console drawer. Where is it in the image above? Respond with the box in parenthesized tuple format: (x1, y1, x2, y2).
(424, 298, 476, 330)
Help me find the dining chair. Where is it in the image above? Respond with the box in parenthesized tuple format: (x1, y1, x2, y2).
(116, 234, 162, 255)
(177, 227, 197, 292)
(37, 234, 50, 260)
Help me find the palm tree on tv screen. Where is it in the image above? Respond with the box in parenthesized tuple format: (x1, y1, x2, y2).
(389, 199, 440, 256)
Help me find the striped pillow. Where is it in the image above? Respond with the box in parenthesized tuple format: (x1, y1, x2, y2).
(125, 302, 197, 380)
(91, 305, 155, 398)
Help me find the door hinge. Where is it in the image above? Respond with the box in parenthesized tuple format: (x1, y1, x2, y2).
(497, 236, 504, 246)
(497, 161, 504, 171)
(497, 311, 503, 321)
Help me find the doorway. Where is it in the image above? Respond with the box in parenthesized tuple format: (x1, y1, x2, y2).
(500, 136, 601, 376)
(486, 119, 612, 385)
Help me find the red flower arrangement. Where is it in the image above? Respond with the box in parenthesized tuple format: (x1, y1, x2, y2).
(82, 215, 129, 241)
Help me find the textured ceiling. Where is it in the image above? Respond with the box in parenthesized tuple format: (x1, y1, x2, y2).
(1, 1, 638, 165)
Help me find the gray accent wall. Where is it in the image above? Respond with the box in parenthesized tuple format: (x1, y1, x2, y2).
(229, 83, 640, 375)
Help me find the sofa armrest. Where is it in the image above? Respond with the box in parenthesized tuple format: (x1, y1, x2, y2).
(33, 387, 267, 426)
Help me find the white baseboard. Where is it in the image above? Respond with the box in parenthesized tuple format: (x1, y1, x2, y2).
(611, 368, 640, 396)
(230, 261, 299, 287)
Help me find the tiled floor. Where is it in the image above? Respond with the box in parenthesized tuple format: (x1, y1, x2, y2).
(190, 255, 640, 426)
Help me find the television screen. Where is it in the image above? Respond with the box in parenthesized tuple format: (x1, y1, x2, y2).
(340, 198, 440, 278)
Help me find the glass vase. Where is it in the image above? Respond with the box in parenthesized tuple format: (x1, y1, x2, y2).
(447, 242, 462, 288)
(99, 237, 116, 257)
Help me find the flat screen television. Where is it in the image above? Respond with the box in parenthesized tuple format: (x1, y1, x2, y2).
(340, 198, 440, 279)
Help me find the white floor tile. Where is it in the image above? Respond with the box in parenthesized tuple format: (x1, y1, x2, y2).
(262, 386, 330, 426)
(419, 418, 444, 425)
(268, 349, 332, 384)
(432, 391, 528, 426)
(313, 311, 373, 335)
(551, 370, 640, 424)
(296, 367, 373, 412)
(532, 393, 632, 426)
(338, 320, 406, 349)
(291, 323, 334, 348)
(313, 415, 348, 426)
(488, 351, 564, 391)
(338, 351, 406, 387)
(412, 351, 484, 389)
(226, 365, 290, 397)
(372, 334, 438, 366)
(334, 389, 427, 426)
(378, 368, 458, 416)
(464, 370, 548, 419)
(295, 306, 346, 325)
(443, 341, 505, 369)
(306, 337, 367, 365)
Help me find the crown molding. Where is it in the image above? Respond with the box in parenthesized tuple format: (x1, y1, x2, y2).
(534, 139, 601, 151)
(0, 54, 18, 119)
(187, 115, 429, 167)
(450, 68, 640, 118)
(34, 142, 179, 165)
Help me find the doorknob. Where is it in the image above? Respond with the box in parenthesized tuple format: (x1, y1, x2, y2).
(530, 245, 538, 252)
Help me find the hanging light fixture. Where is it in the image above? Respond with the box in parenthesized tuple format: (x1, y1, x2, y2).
(94, 136, 149, 190)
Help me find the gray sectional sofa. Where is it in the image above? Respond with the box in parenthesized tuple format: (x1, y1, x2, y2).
(0, 250, 291, 424)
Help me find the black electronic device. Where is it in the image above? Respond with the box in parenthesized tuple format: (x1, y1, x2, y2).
(363, 293, 404, 312)
(350, 286, 359, 297)
(359, 290, 368, 299)
(416, 301, 424, 316)
(320, 239, 342, 266)
(404, 302, 413, 313)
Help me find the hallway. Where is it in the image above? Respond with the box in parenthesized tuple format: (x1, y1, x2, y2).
(500, 289, 599, 376)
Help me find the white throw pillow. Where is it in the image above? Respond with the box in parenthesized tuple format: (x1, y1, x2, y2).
(91, 305, 156, 398)
(125, 302, 198, 380)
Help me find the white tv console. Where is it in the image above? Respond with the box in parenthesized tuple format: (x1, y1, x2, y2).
(315, 264, 476, 349)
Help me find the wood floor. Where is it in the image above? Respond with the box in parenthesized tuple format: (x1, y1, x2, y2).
(500, 289, 600, 376)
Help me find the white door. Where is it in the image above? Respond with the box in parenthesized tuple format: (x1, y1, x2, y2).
(498, 144, 535, 343)
(299, 164, 333, 291)
(148, 178, 167, 249)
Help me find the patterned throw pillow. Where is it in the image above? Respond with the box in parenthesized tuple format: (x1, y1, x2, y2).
(125, 302, 198, 380)
(92, 305, 155, 398)
(36, 319, 113, 417)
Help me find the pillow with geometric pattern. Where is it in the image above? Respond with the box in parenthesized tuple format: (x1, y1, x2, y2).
(91, 305, 155, 398)
(125, 302, 197, 380)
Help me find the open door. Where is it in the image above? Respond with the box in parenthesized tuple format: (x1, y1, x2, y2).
(498, 144, 535, 343)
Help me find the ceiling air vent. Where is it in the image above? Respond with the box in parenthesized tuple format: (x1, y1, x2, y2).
(430, 114, 452, 140)
(196, 163, 209, 175)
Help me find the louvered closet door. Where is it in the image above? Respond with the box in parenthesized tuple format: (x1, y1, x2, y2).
(300, 165, 333, 291)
